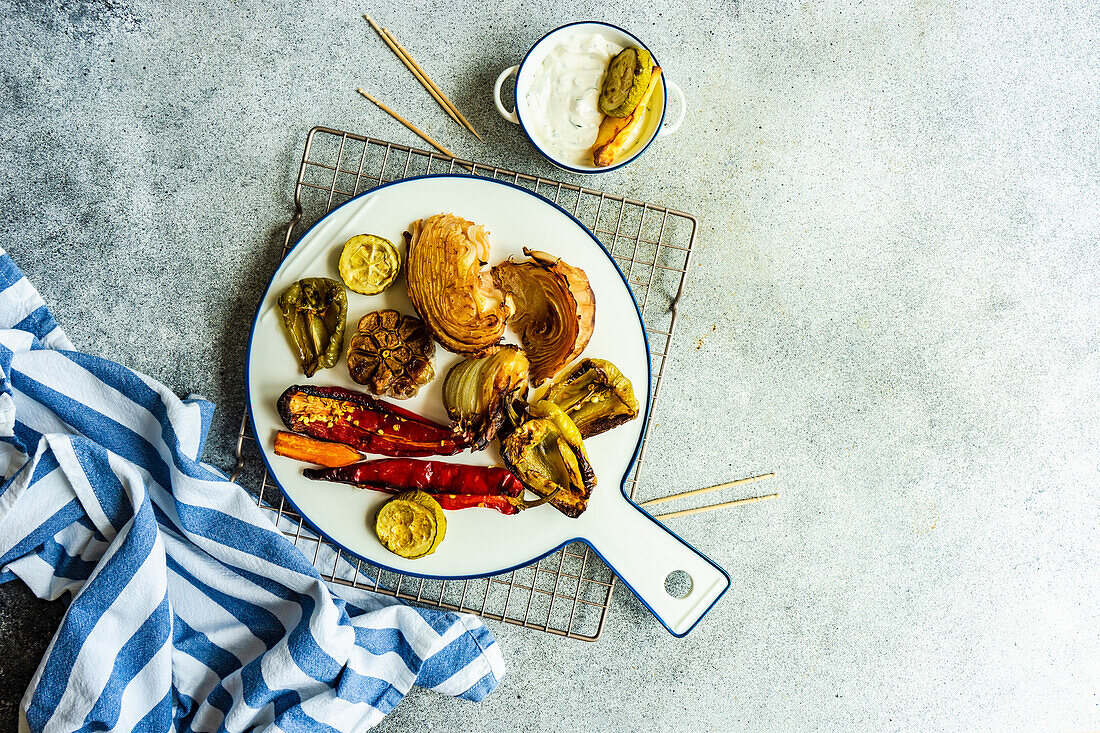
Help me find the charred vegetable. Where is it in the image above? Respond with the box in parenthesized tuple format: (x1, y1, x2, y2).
(305, 458, 524, 498)
(278, 384, 465, 457)
(593, 66, 662, 168)
(599, 47, 653, 117)
(501, 400, 596, 518)
(347, 309, 435, 399)
(542, 358, 639, 438)
(433, 494, 520, 516)
(405, 213, 514, 357)
(374, 490, 446, 558)
(492, 249, 595, 385)
(305, 458, 556, 515)
(274, 431, 361, 467)
(442, 345, 530, 451)
(278, 278, 348, 377)
(338, 234, 402, 295)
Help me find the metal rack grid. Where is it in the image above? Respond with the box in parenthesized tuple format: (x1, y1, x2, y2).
(232, 126, 698, 641)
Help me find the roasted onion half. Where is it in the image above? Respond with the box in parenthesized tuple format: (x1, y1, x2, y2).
(442, 345, 530, 451)
(492, 248, 595, 384)
(405, 213, 514, 357)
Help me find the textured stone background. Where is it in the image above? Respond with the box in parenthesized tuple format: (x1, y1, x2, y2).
(2, 0, 1098, 730)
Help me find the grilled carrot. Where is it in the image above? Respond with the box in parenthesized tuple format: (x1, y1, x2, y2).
(273, 431, 361, 468)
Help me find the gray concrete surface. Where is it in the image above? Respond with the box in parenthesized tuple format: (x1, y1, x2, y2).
(2, 0, 1098, 730)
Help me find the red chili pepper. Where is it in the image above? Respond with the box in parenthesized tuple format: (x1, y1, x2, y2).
(278, 385, 465, 457)
(303, 458, 524, 497)
(433, 494, 519, 515)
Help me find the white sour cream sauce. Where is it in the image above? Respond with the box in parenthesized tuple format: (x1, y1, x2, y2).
(523, 32, 624, 166)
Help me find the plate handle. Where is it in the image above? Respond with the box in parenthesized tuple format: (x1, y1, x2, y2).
(493, 66, 521, 124)
(584, 496, 730, 636)
(660, 81, 686, 136)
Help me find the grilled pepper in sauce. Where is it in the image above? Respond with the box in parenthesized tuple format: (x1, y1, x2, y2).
(278, 278, 347, 377)
(277, 384, 465, 457)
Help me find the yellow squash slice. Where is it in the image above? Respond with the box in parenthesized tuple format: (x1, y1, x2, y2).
(374, 490, 447, 559)
(338, 234, 402, 295)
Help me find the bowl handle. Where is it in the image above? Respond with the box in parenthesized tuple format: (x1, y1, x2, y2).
(493, 66, 521, 124)
(660, 81, 686, 136)
(583, 494, 730, 636)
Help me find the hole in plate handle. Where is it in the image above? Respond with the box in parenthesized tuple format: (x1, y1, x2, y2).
(664, 570, 693, 599)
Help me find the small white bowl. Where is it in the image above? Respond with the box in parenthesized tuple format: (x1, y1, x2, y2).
(493, 21, 686, 174)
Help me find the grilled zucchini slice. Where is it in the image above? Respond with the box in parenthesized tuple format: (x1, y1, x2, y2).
(599, 47, 653, 117)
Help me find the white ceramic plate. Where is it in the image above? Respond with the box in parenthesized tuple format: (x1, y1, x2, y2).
(247, 175, 729, 635)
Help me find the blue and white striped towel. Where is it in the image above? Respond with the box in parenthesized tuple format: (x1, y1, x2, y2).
(0, 249, 504, 731)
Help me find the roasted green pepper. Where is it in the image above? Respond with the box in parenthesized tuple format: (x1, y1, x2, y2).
(542, 358, 639, 438)
(501, 400, 596, 518)
(278, 277, 347, 377)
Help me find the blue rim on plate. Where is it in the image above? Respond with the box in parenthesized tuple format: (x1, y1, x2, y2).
(245, 174, 729, 637)
(513, 21, 669, 175)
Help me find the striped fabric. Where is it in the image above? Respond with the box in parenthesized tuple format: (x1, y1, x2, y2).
(0, 249, 504, 732)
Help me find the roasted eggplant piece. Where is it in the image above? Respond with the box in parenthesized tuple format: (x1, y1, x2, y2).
(277, 384, 465, 457)
(542, 358, 639, 438)
(404, 213, 514, 357)
(492, 248, 595, 385)
(278, 277, 347, 377)
(501, 400, 596, 518)
(442, 345, 530, 451)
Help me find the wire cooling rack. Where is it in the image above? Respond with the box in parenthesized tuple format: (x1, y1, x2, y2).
(232, 126, 698, 640)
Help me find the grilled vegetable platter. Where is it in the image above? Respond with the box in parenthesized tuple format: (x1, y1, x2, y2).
(247, 175, 729, 635)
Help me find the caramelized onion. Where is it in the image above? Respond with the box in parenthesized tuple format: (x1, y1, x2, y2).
(441, 345, 530, 451)
(404, 214, 514, 357)
(492, 248, 595, 384)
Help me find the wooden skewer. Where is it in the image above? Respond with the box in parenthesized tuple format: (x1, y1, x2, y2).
(382, 27, 484, 141)
(363, 15, 479, 140)
(370, 22, 462, 129)
(355, 88, 456, 157)
(639, 472, 776, 508)
(653, 493, 779, 521)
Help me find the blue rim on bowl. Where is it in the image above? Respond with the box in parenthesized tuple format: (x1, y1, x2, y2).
(513, 21, 668, 175)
